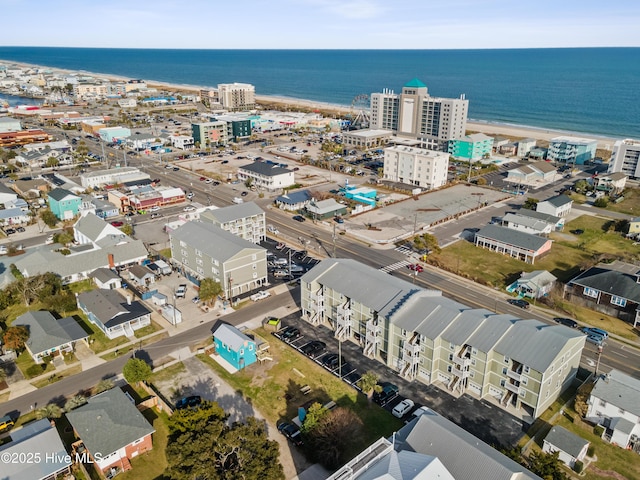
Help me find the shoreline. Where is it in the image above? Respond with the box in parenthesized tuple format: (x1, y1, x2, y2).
(0, 58, 624, 149)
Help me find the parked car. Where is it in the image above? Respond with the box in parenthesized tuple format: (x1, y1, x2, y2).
(205, 178, 213, 184)
(586, 334, 604, 346)
(280, 327, 301, 342)
(149, 206, 160, 212)
(186, 192, 195, 199)
(301, 340, 326, 358)
(250, 290, 271, 302)
(175, 284, 187, 298)
(241, 191, 248, 196)
(16, 227, 25, 233)
(292, 215, 306, 222)
(199, 176, 206, 181)
(275, 242, 286, 250)
(0, 246, 7, 255)
(392, 399, 415, 418)
(45, 234, 55, 245)
(554, 317, 578, 328)
(321, 353, 340, 369)
(192, 296, 200, 304)
(373, 383, 399, 405)
(172, 167, 180, 171)
(277, 422, 303, 447)
(507, 299, 530, 309)
(150, 213, 162, 219)
(407, 264, 424, 272)
(273, 270, 290, 278)
(110, 221, 124, 227)
(583, 327, 608, 339)
(334, 216, 344, 224)
(4, 228, 15, 235)
(175, 395, 202, 410)
(183, 205, 196, 212)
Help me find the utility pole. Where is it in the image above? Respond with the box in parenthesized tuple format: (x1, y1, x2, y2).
(332, 222, 336, 258)
(595, 345, 603, 376)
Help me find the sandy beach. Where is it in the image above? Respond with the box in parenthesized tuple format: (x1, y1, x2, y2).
(1, 58, 622, 149)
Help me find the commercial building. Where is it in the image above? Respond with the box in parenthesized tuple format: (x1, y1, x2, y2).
(73, 83, 108, 98)
(80, 167, 150, 188)
(191, 121, 228, 147)
(98, 126, 132, 143)
(370, 79, 468, 151)
(0, 129, 52, 147)
(383, 145, 449, 190)
(342, 129, 393, 149)
(169, 134, 195, 150)
(237, 161, 295, 191)
(301, 258, 585, 419)
(200, 202, 266, 244)
(169, 221, 267, 298)
(474, 224, 552, 264)
(218, 82, 255, 111)
(448, 133, 494, 160)
(548, 136, 597, 165)
(608, 139, 640, 179)
(0, 117, 21, 133)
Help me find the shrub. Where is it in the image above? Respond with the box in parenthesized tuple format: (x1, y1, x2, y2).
(594, 197, 608, 208)
(587, 444, 595, 457)
(26, 364, 46, 378)
(573, 460, 584, 473)
(593, 425, 605, 437)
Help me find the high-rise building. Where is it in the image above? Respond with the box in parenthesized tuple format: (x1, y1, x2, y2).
(370, 79, 468, 151)
(217, 83, 256, 111)
(608, 139, 640, 179)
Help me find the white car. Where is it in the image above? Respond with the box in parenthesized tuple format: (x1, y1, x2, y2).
(205, 178, 213, 184)
(392, 399, 415, 418)
(187, 192, 195, 199)
(149, 206, 160, 212)
(0, 246, 7, 255)
(250, 291, 271, 302)
(183, 205, 196, 212)
(45, 234, 55, 245)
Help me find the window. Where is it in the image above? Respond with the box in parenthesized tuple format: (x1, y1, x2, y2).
(213, 268, 219, 276)
(240, 349, 244, 355)
(214, 259, 219, 266)
(197, 267, 204, 275)
(504, 356, 510, 364)
(448, 354, 453, 361)
(523, 366, 530, 374)
(471, 347, 478, 355)
(252, 264, 257, 269)
(252, 254, 257, 260)
(619, 408, 626, 415)
(584, 287, 599, 298)
(500, 379, 506, 387)
(611, 296, 627, 307)
(502, 367, 508, 375)
(522, 377, 528, 386)
(195, 249, 202, 257)
(196, 258, 203, 266)
(470, 371, 474, 378)
(471, 359, 476, 366)
(450, 342, 455, 350)
(447, 365, 452, 373)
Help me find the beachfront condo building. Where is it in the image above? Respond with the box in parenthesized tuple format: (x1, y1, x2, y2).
(300, 258, 585, 420)
(383, 145, 449, 190)
(370, 79, 469, 151)
(192, 121, 229, 147)
(218, 83, 256, 111)
(608, 139, 640, 179)
(547, 136, 597, 165)
(448, 133, 494, 160)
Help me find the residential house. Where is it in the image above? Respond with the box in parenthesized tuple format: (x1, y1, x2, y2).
(548, 136, 597, 165)
(213, 323, 257, 370)
(11, 178, 48, 199)
(592, 172, 627, 194)
(506, 161, 557, 186)
(274, 190, 312, 211)
(301, 258, 585, 419)
(329, 408, 542, 480)
(536, 195, 573, 217)
(169, 135, 195, 150)
(90, 267, 122, 289)
(67, 387, 155, 475)
(542, 426, 589, 468)
(306, 198, 348, 220)
(48, 187, 82, 220)
(14, 311, 88, 364)
(0, 182, 18, 205)
(200, 202, 266, 244)
(567, 260, 640, 326)
(508, 209, 564, 232)
(448, 133, 494, 160)
(474, 224, 552, 264)
(0, 207, 30, 227)
(507, 270, 557, 299)
(517, 138, 537, 158)
(237, 161, 295, 192)
(628, 217, 640, 237)
(586, 369, 640, 450)
(0, 419, 72, 480)
(128, 264, 156, 288)
(77, 288, 152, 339)
(125, 133, 159, 151)
(169, 221, 267, 298)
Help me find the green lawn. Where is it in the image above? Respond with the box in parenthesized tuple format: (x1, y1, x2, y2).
(133, 320, 164, 339)
(149, 362, 186, 384)
(15, 351, 55, 379)
(196, 328, 404, 461)
(121, 409, 170, 480)
(30, 364, 82, 389)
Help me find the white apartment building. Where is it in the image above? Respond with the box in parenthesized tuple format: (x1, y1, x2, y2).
(80, 167, 150, 188)
(383, 145, 449, 190)
(237, 161, 295, 192)
(370, 79, 468, 151)
(199, 202, 266, 244)
(300, 258, 585, 419)
(169, 135, 195, 150)
(218, 83, 256, 111)
(608, 139, 640, 179)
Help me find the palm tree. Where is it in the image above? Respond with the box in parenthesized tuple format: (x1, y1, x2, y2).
(357, 371, 382, 402)
(35, 403, 63, 420)
(64, 395, 87, 412)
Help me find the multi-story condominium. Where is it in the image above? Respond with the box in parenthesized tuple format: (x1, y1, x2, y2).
(370, 79, 468, 151)
(218, 83, 256, 111)
(169, 135, 195, 150)
(547, 136, 597, 165)
(73, 83, 108, 98)
(608, 139, 640, 179)
(383, 145, 449, 189)
(200, 202, 266, 244)
(237, 161, 295, 192)
(448, 133, 494, 160)
(169, 221, 267, 298)
(300, 258, 585, 419)
(191, 121, 229, 147)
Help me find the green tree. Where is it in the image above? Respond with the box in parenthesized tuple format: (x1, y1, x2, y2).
(40, 209, 58, 228)
(574, 179, 589, 193)
(45, 157, 59, 168)
(245, 178, 254, 188)
(3, 326, 29, 352)
(593, 197, 608, 208)
(306, 407, 364, 469)
(523, 198, 539, 210)
(120, 224, 134, 236)
(199, 278, 223, 304)
(64, 395, 87, 412)
(300, 402, 328, 433)
(476, 177, 487, 186)
(527, 450, 568, 480)
(413, 233, 441, 255)
(36, 403, 63, 420)
(356, 371, 381, 399)
(122, 358, 152, 384)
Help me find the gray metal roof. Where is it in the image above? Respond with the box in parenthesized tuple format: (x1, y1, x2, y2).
(569, 266, 640, 303)
(475, 224, 549, 252)
(77, 289, 151, 328)
(544, 426, 589, 458)
(355, 450, 453, 480)
(612, 417, 635, 435)
(540, 194, 572, 208)
(466, 315, 519, 353)
(200, 201, 264, 224)
(214, 323, 255, 351)
(275, 190, 311, 205)
(128, 264, 155, 281)
(590, 369, 640, 417)
(15, 311, 88, 356)
(392, 295, 460, 334)
(396, 409, 542, 480)
(0, 182, 18, 196)
(494, 319, 585, 372)
(515, 209, 561, 225)
(74, 212, 112, 242)
(503, 213, 552, 232)
(0, 419, 71, 480)
(441, 309, 494, 346)
(240, 161, 292, 176)
(90, 267, 120, 283)
(170, 221, 265, 263)
(307, 199, 345, 215)
(67, 388, 155, 458)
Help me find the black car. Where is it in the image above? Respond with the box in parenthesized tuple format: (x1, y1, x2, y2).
(4, 228, 15, 235)
(292, 215, 306, 222)
(241, 191, 248, 196)
(16, 227, 25, 233)
(507, 299, 530, 309)
(281, 327, 301, 342)
(277, 422, 304, 447)
(321, 353, 339, 369)
(373, 383, 399, 405)
(301, 340, 326, 358)
(175, 395, 202, 410)
(554, 317, 578, 328)
(173, 167, 180, 171)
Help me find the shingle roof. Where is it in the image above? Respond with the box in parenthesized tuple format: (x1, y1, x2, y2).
(544, 426, 589, 458)
(530, 161, 557, 174)
(77, 289, 151, 328)
(569, 266, 640, 303)
(514, 209, 561, 225)
(590, 369, 640, 417)
(214, 323, 254, 351)
(307, 198, 345, 215)
(128, 264, 155, 281)
(476, 224, 550, 252)
(356, 450, 454, 480)
(503, 213, 551, 232)
(48, 187, 77, 202)
(275, 190, 311, 205)
(66, 388, 155, 458)
(200, 201, 264, 224)
(14, 311, 88, 356)
(540, 194, 572, 208)
(240, 161, 292, 176)
(90, 267, 120, 284)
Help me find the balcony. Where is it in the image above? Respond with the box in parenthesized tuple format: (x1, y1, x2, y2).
(505, 381, 520, 394)
(452, 365, 470, 379)
(402, 341, 421, 358)
(506, 369, 522, 381)
(452, 356, 471, 368)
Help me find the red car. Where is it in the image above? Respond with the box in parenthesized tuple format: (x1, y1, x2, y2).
(199, 176, 206, 181)
(407, 264, 424, 272)
(110, 221, 124, 227)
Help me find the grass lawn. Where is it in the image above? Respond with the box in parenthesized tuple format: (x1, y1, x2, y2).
(121, 409, 170, 480)
(73, 314, 130, 354)
(196, 328, 404, 461)
(30, 364, 82, 389)
(133, 320, 164, 339)
(0, 391, 9, 403)
(553, 298, 638, 340)
(15, 351, 55, 379)
(149, 362, 186, 384)
(600, 187, 640, 216)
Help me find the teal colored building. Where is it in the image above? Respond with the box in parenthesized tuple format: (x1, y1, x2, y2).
(48, 188, 82, 220)
(213, 323, 257, 370)
(229, 119, 252, 141)
(98, 126, 132, 143)
(448, 133, 494, 160)
(548, 136, 597, 165)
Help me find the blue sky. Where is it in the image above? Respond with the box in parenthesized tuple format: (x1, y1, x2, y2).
(1, 0, 639, 49)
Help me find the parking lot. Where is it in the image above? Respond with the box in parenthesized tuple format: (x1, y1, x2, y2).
(272, 313, 528, 448)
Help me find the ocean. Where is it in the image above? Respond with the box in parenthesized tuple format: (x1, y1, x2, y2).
(0, 47, 638, 139)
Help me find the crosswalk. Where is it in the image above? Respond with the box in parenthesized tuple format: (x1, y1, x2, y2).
(379, 260, 410, 273)
(394, 245, 413, 255)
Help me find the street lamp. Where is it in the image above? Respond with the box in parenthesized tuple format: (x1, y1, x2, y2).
(595, 344, 604, 376)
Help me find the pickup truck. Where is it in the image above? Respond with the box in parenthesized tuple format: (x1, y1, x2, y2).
(175, 284, 187, 298)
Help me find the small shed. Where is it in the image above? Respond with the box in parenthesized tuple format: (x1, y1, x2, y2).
(542, 426, 589, 468)
(161, 304, 182, 325)
(154, 260, 172, 275)
(90, 268, 122, 290)
(128, 264, 156, 287)
(151, 292, 167, 306)
(213, 323, 257, 371)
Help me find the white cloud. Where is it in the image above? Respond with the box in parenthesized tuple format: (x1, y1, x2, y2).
(304, 0, 386, 20)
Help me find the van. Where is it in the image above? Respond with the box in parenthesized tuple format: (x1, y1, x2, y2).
(583, 327, 608, 339)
